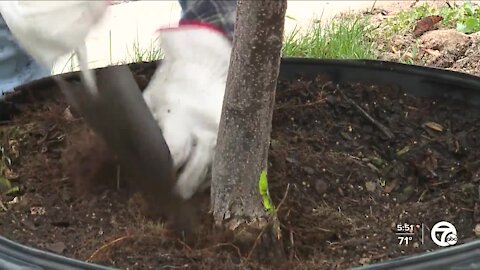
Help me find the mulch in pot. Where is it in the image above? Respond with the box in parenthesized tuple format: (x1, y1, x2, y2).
(0, 64, 478, 269)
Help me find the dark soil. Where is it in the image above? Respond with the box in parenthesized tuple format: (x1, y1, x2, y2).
(1, 63, 480, 269)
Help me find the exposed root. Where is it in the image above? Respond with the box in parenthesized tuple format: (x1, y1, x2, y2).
(87, 234, 134, 263)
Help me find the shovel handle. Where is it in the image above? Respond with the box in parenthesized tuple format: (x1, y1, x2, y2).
(56, 65, 189, 227)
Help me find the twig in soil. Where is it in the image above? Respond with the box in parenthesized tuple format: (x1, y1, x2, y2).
(53, 177, 70, 183)
(315, 227, 333, 234)
(86, 234, 133, 262)
(288, 224, 295, 262)
(336, 85, 395, 139)
(428, 180, 449, 186)
(245, 184, 290, 262)
(275, 98, 327, 110)
(417, 189, 427, 202)
(177, 239, 193, 252)
(274, 183, 290, 211)
(0, 120, 13, 126)
(178, 239, 242, 261)
(161, 265, 191, 269)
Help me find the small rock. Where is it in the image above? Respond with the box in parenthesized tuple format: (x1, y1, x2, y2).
(420, 29, 470, 51)
(314, 179, 328, 194)
(359, 257, 370, 265)
(30, 206, 46, 216)
(420, 29, 472, 67)
(475, 224, 480, 237)
(63, 107, 74, 121)
(424, 121, 444, 132)
(365, 181, 376, 192)
(7, 196, 20, 205)
(45, 242, 66, 254)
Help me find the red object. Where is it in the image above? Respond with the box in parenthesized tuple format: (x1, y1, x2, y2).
(156, 20, 228, 38)
(413, 15, 443, 37)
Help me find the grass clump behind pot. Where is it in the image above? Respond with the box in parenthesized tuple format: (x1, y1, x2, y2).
(282, 14, 376, 59)
(125, 38, 163, 64)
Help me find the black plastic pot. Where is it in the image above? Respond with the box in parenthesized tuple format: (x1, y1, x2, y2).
(1, 58, 480, 270)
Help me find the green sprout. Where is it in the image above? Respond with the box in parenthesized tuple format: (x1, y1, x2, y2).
(258, 170, 274, 213)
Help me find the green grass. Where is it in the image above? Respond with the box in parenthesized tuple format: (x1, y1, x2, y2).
(121, 1, 478, 63)
(124, 38, 163, 64)
(59, 1, 480, 72)
(55, 1, 480, 73)
(282, 14, 377, 59)
(56, 35, 163, 74)
(122, 13, 377, 63)
(377, 0, 480, 64)
(56, 13, 375, 70)
(385, 1, 480, 35)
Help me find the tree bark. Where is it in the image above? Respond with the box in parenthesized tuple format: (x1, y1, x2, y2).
(211, 0, 287, 262)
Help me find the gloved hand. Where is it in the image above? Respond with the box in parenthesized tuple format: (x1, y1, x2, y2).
(143, 22, 232, 200)
(0, 1, 108, 68)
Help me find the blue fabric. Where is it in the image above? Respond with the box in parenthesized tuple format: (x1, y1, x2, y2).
(178, 0, 189, 11)
(0, 15, 50, 99)
(179, 0, 237, 41)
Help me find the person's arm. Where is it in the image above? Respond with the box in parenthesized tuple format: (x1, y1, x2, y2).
(0, 1, 108, 70)
(0, 15, 50, 98)
(143, 0, 237, 200)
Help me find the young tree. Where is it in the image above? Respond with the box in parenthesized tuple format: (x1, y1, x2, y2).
(211, 0, 288, 261)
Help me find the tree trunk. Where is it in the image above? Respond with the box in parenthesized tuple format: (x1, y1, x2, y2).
(211, 0, 287, 262)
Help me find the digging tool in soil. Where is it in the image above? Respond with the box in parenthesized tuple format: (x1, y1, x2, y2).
(54, 65, 195, 233)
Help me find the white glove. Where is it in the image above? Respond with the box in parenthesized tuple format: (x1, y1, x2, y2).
(0, 0, 109, 94)
(0, 1, 108, 68)
(143, 23, 232, 200)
